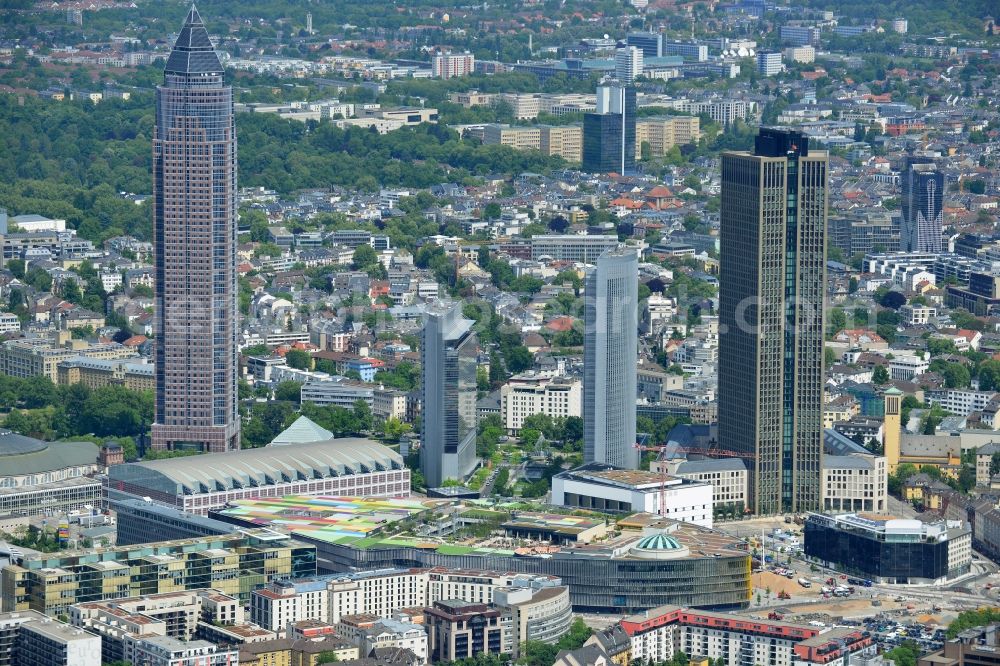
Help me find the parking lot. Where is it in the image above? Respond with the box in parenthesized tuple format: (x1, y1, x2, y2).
(712, 516, 1000, 651)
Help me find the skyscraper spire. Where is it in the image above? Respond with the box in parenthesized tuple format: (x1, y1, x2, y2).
(164, 4, 222, 75)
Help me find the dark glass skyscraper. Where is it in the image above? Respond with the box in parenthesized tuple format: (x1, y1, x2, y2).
(719, 128, 828, 515)
(582, 84, 636, 175)
(901, 157, 943, 253)
(151, 7, 240, 453)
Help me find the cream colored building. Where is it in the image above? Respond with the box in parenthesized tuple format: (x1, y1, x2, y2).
(499, 93, 543, 119)
(539, 125, 583, 163)
(976, 442, 1000, 487)
(57, 357, 154, 392)
(481, 122, 587, 163)
(823, 399, 859, 429)
(372, 387, 408, 422)
(0, 334, 136, 382)
(483, 124, 541, 151)
(655, 458, 748, 511)
(822, 453, 887, 513)
(783, 46, 816, 63)
(496, 93, 595, 120)
(500, 373, 582, 435)
(449, 91, 497, 107)
(635, 116, 701, 157)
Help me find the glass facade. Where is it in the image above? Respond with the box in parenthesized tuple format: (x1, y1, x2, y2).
(804, 520, 949, 583)
(313, 542, 751, 614)
(584, 248, 639, 469)
(901, 157, 943, 253)
(0, 532, 316, 616)
(421, 302, 479, 487)
(582, 85, 636, 174)
(719, 129, 827, 515)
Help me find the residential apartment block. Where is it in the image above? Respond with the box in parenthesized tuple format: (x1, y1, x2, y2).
(618, 605, 873, 666)
(70, 589, 247, 665)
(1, 531, 316, 616)
(500, 372, 582, 435)
(250, 568, 566, 629)
(0, 610, 100, 666)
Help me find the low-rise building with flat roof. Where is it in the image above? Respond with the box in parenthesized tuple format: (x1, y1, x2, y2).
(654, 458, 747, 515)
(552, 463, 713, 527)
(0, 609, 100, 666)
(1, 531, 316, 616)
(230, 497, 749, 614)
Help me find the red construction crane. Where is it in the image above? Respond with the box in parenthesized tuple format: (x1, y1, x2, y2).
(633, 443, 751, 519)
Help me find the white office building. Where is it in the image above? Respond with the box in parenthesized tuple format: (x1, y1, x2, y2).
(756, 51, 783, 76)
(661, 41, 708, 61)
(250, 568, 565, 628)
(130, 637, 237, 666)
(889, 354, 930, 381)
(250, 580, 329, 633)
(925, 389, 998, 417)
(0, 611, 100, 666)
(552, 463, 713, 527)
(614, 47, 644, 83)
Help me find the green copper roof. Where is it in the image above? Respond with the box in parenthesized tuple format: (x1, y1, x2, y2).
(269, 416, 333, 446)
(635, 533, 682, 551)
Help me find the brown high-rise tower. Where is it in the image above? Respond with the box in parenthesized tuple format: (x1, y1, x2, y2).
(719, 128, 828, 515)
(151, 6, 240, 453)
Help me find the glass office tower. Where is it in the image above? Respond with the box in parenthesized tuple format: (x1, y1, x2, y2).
(582, 84, 636, 175)
(719, 128, 828, 514)
(900, 157, 943, 253)
(584, 247, 640, 470)
(421, 301, 479, 488)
